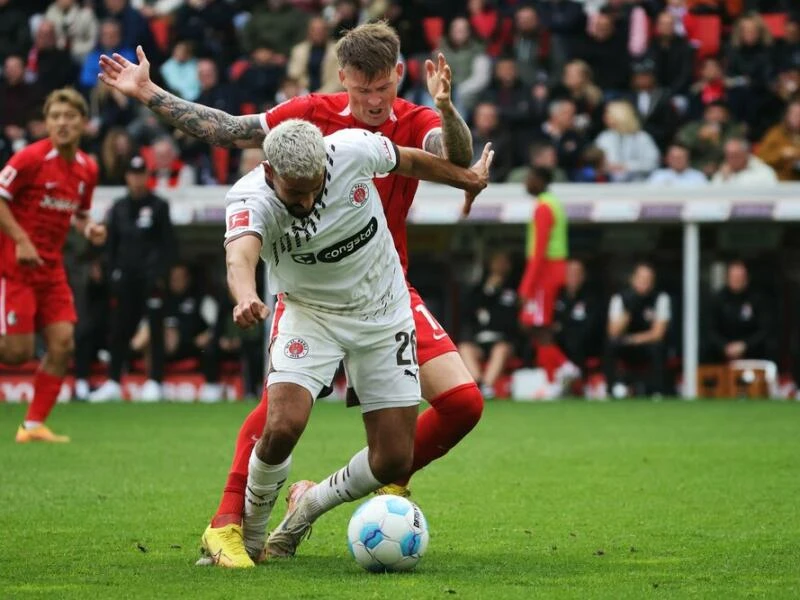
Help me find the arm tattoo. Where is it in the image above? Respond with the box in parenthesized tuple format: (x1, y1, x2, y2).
(424, 109, 474, 167)
(148, 90, 265, 149)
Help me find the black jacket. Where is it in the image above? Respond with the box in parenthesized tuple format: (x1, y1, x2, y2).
(106, 192, 178, 282)
(708, 287, 771, 354)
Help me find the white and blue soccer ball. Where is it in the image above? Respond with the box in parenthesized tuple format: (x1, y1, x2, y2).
(347, 495, 429, 572)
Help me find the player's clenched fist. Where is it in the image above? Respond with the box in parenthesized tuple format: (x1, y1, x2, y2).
(233, 296, 270, 329)
(16, 237, 44, 268)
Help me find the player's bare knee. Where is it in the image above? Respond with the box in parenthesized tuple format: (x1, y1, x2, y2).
(370, 448, 413, 484)
(47, 334, 75, 362)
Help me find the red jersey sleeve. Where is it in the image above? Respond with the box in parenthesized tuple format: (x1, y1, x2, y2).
(80, 157, 99, 211)
(262, 95, 317, 132)
(0, 148, 39, 201)
(411, 107, 442, 150)
(518, 203, 555, 299)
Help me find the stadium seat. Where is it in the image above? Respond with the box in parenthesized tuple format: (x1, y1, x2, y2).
(761, 13, 788, 39)
(149, 17, 172, 54)
(229, 59, 250, 82)
(423, 17, 444, 50)
(405, 57, 421, 85)
(239, 102, 258, 115)
(684, 14, 721, 60)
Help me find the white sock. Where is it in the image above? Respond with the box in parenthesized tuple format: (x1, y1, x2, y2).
(243, 451, 291, 556)
(305, 447, 381, 521)
(24, 421, 42, 430)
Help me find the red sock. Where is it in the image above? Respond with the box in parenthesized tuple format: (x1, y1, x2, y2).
(397, 382, 484, 486)
(536, 343, 568, 381)
(25, 370, 63, 424)
(211, 386, 269, 526)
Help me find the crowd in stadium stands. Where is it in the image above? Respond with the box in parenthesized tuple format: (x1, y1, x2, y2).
(2, 0, 800, 186)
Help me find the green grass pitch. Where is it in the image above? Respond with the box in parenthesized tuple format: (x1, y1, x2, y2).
(1, 400, 799, 599)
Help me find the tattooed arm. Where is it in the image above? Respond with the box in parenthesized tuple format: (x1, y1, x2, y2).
(98, 46, 265, 149)
(424, 106, 474, 167)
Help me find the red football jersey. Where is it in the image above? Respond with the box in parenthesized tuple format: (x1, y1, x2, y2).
(0, 139, 98, 271)
(261, 93, 442, 273)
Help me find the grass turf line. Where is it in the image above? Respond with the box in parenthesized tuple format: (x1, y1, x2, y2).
(1, 400, 799, 599)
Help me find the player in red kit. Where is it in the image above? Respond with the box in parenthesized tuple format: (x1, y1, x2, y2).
(0, 88, 106, 442)
(518, 167, 579, 398)
(99, 23, 482, 566)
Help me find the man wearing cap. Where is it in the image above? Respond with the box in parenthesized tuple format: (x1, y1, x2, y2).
(629, 57, 678, 152)
(89, 156, 177, 402)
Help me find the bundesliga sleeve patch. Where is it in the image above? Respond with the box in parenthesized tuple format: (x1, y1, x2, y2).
(227, 209, 251, 232)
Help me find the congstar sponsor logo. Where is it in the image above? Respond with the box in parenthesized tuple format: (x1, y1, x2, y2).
(316, 217, 378, 263)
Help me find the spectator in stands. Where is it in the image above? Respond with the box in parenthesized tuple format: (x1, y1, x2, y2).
(326, 0, 361, 39)
(0, 56, 43, 155)
(88, 83, 137, 149)
(131, 0, 182, 19)
(437, 16, 492, 115)
(44, 0, 98, 63)
(594, 100, 660, 181)
(712, 137, 778, 184)
(458, 251, 519, 399)
(605, 261, 672, 398)
(648, 11, 695, 98)
(757, 99, 800, 181)
(508, 140, 569, 183)
(550, 59, 604, 138)
(97, 0, 159, 62)
(538, 0, 587, 78)
(676, 101, 747, 176)
(647, 143, 709, 185)
(628, 57, 679, 151)
(74, 257, 110, 400)
(288, 17, 341, 94)
(773, 13, 800, 72)
(470, 102, 515, 183)
(26, 20, 78, 95)
(238, 46, 288, 109)
(0, 0, 33, 64)
(195, 59, 240, 116)
(97, 126, 135, 185)
(80, 19, 136, 91)
(553, 259, 603, 375)
(706, 260, 773, 363)
(535, 99, 586, 176)
(173, 0, 238, 64)
(688, 57, 731, 119)
(578, 12, 631, 96)
(510, 4, 547, 88)
(726, 13, 775, 125)
(595, 0, 650, 58)
(242, 0, 309, 58)
(90, 156, 177, 403)
(147, 136, 197, 189)
(480, 56, 535, 132)
(160, 40, 201, 102)
(275, 76, 307, 104)
(467, 0, 512, 57)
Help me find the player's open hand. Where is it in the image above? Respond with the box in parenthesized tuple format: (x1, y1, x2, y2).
(98, 46, 152, 101)
(16, 237, 43, 268)
(426, 53, 453, 111)
(462, 142, 494, 217)
(233, 296, 270, 329)
(85, 222, 107, 246)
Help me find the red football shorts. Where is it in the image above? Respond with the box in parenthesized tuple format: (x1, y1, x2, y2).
(519, 260, 566, 328)
(408, 286, 457, 366)
(0, 268, 77, 335)
(268, 288, 457, 366)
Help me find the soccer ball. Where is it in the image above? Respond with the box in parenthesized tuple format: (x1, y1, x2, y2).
(347, 495, 429, 572)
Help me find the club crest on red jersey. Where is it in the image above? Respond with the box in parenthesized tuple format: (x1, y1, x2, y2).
(228, 210, 250, 231)
(284, 338, 309, 359)
(349, 183, 369, 207)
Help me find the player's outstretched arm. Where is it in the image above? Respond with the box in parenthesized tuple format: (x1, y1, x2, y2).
(424, 53, 473, 167)
(225, 234, 270, 328)
(98, 46, 265, 149)
(395, 142, 494, 216)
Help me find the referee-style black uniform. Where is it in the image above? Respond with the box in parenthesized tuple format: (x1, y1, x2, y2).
(105, 156, 178, 383)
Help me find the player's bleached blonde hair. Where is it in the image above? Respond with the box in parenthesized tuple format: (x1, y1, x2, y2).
(262, 119, 327, 180)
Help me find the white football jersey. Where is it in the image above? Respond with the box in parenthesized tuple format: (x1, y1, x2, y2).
(224, 128, 408, 317)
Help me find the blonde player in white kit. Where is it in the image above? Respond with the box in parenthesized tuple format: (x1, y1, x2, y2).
(220, 119, 493, 567)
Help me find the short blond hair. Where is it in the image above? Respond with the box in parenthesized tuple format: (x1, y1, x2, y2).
(44, 87, 89, 118)
(335, 21, 400, 81)
(606, 100, 641, 135)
